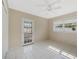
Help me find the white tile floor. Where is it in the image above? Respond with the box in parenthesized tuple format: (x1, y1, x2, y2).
(6, 40, 77, 59)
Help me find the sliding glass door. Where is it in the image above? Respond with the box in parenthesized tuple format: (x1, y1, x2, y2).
(22, 19, 32, 46)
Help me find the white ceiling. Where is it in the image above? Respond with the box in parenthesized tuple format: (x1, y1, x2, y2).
(8, 0, 77, 19)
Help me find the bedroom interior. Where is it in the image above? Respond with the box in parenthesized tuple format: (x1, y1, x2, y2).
(2, 0, 77, 59)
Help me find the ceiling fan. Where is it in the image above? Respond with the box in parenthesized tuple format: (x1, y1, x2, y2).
(34, 0, 62, 13)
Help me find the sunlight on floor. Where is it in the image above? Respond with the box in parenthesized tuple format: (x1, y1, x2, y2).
(48, 46, 60, 53)
(6, 41, 77, 59)
(48, 46, 77, 59)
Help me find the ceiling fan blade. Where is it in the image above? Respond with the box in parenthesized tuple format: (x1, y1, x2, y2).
(49, 0, 62, 6)
(35, 4, 46, 7)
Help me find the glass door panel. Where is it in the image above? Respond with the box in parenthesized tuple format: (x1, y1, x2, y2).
(23, 21, 32, 45)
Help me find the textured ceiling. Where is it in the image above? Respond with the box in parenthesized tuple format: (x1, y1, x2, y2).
(8, 0, 77, 19)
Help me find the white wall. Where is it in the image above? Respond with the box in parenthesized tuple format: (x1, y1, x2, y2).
(48, 12, 77, 46)
(2, 0, 8, 59)
(8, 9, 49, 49)
(8, 9, 77, 49)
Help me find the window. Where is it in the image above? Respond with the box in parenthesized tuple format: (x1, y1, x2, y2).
(53, 20, 77, 32)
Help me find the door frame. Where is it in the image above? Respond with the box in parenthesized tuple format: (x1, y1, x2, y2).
(21, 18, 34, 46)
